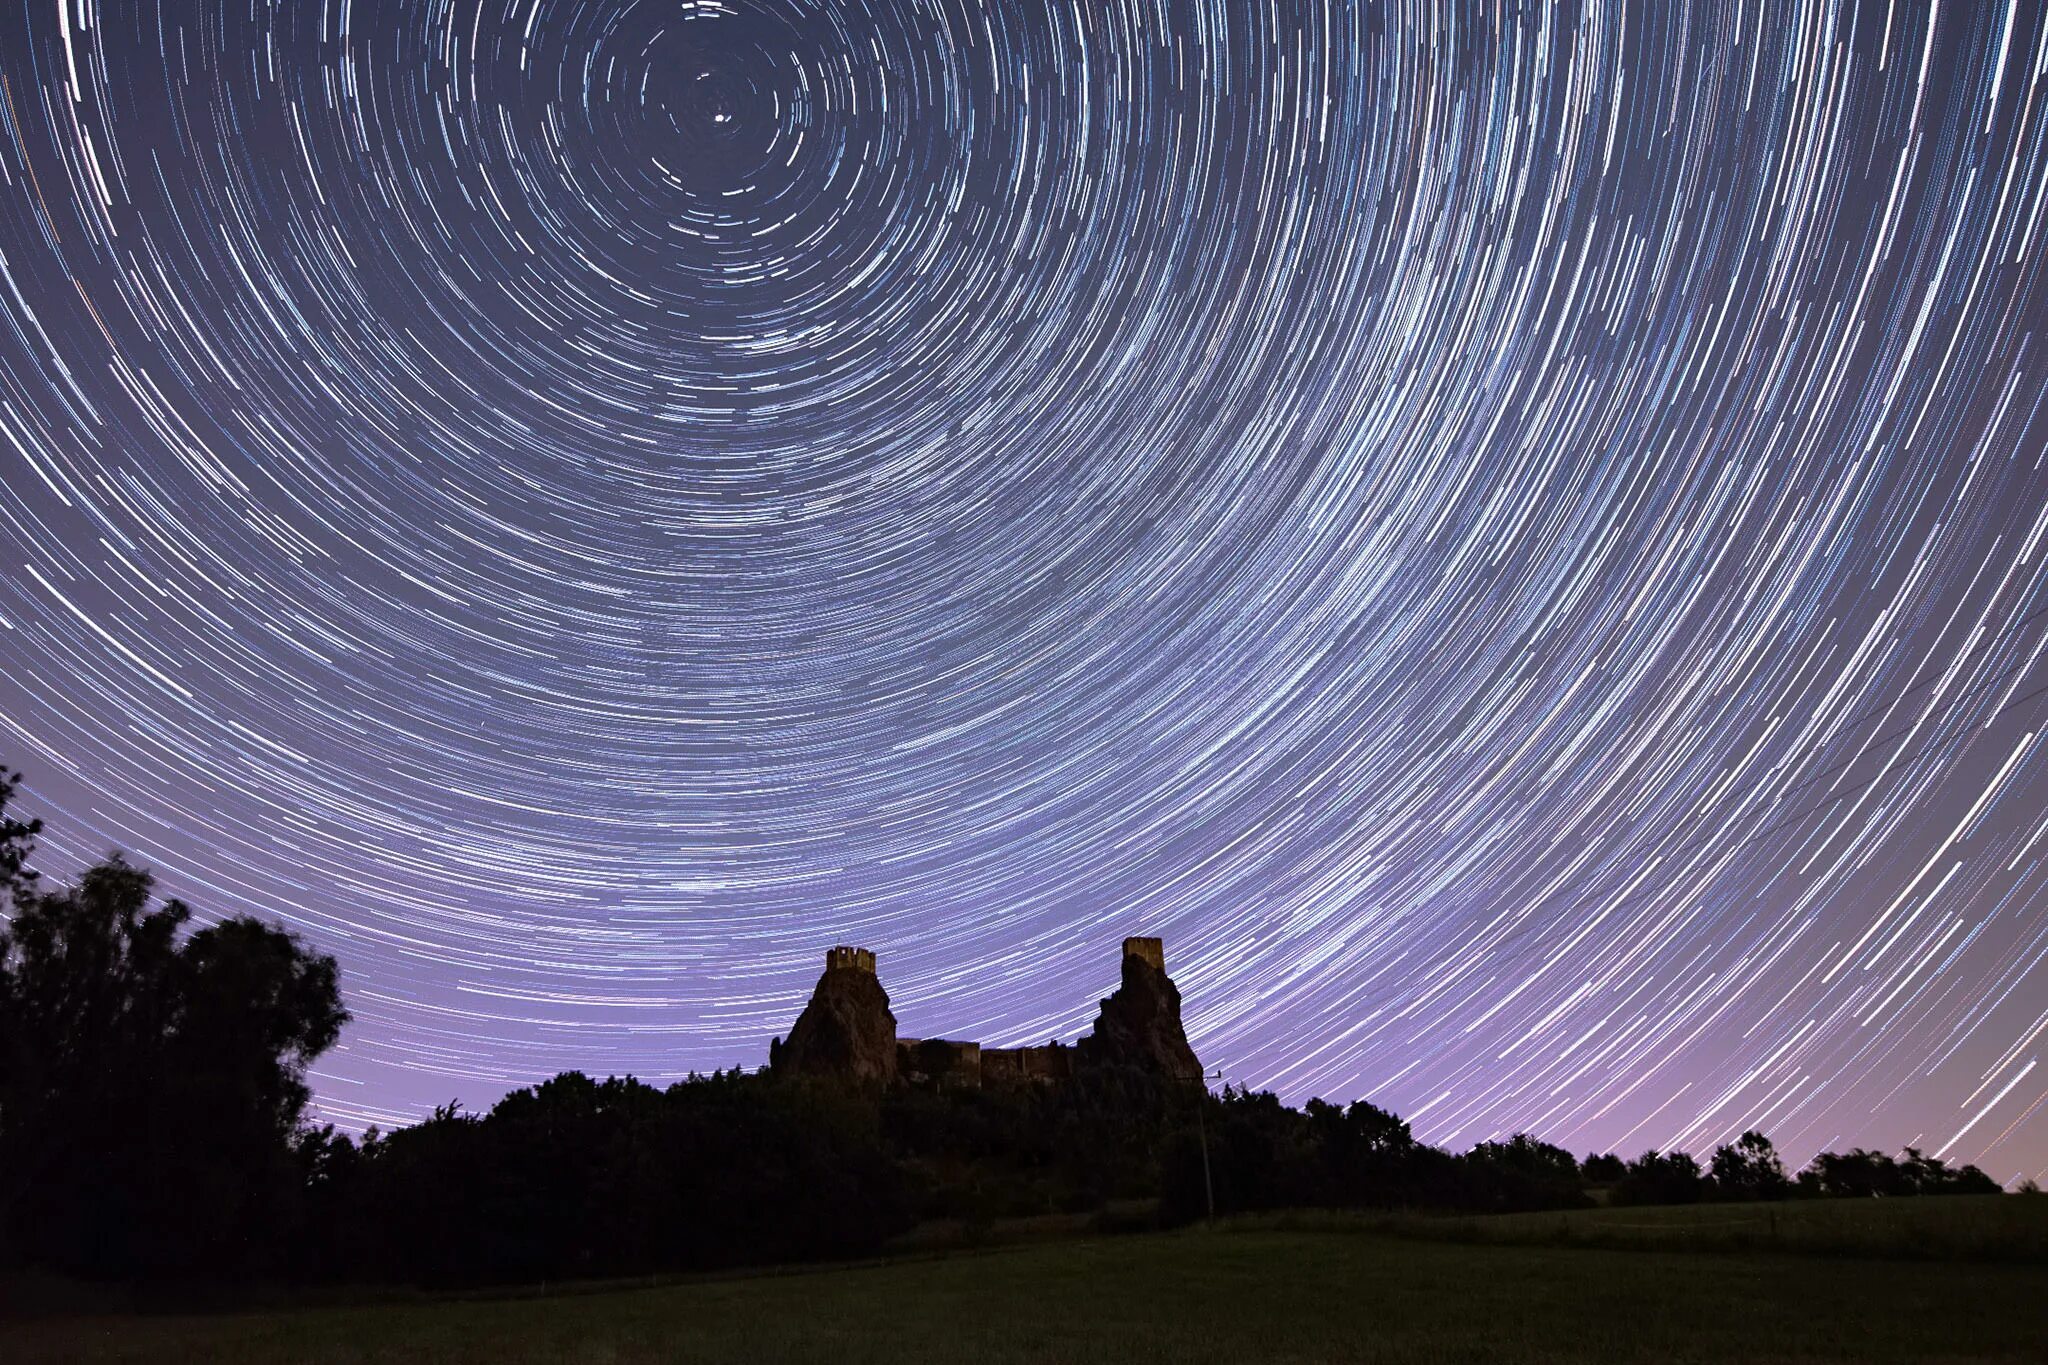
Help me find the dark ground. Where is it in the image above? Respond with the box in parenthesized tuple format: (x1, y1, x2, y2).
(6, 1209, 2047, 1364)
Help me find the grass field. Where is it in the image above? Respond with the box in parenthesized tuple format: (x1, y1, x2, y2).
(1255, 1192, 2048, 1262)
(8, 1202, 2048, 1365)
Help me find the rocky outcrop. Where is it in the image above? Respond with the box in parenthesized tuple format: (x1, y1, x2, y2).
(1076, 937, 1202, 1082)
(770, 946, 897, 1082)
(767, 937, 1200, 1086)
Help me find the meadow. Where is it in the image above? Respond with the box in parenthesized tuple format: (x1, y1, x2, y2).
(7, 1197, 2046, 1365)
(1255, 1191, 2048, 1261)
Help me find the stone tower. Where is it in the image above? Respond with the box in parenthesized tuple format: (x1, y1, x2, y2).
(1122, 935, 1165, 971)
(1076, 936, 1202, 1082)
(771, 945, 898, 1082)
(825, 945, 876, 974)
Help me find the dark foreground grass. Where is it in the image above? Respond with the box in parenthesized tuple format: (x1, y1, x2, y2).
(1250, 1193, 2048, 1262)
(8, 1225, 2048, 1365)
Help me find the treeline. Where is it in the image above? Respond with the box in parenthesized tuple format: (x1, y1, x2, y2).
(1162, 1090, 2003, 1227)
(0, 768, 2012, 1287)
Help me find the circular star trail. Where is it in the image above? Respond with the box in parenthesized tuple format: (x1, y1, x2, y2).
(2, 1, 2047, 1179)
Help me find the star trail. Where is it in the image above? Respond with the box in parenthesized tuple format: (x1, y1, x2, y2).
(1, 0, 2047, 1181)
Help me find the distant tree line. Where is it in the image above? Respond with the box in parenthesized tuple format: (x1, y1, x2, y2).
(1160, 1089, 2000, 1227)
(0, 767, 2010, 1287)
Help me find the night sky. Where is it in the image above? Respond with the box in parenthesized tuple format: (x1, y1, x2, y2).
(1, 1, 2046, 1182)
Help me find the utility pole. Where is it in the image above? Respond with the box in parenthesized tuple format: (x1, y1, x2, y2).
(1196, 1066, 1224, 1222)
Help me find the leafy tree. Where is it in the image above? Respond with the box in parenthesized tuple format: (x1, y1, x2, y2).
(1895, 1147, 2002, 1196)
(1951, 1165, 2002, 1194)
(1795, 1147, 2001, 1197)
(1461, 1135, 1589, 1212)
(0, 779, 347, 1277)
(0, 856, 191, 1269)
(1303, 1099, 1430, 1207)
(1581, 1152, 1625, 1183)
(1612, 1149, 1707, 1205)
(1710, 1131, 1789, 1200)
(0, 766, 41, 904)
(1157, 1086, 1340, 1221)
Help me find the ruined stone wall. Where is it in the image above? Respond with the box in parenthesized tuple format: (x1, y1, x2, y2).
(982, 1043, 1073, 1086)
(897, 1037, 982, 1087)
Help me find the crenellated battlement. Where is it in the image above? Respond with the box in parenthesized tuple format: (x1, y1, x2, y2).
(1121, 936, 1165, 971)
(825, 945, 877, 975)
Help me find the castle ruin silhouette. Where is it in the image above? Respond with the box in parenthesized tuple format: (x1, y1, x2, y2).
(770, 936, 1201, 1086)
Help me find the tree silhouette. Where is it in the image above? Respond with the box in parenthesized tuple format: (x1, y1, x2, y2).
(1711, 1131, 1790, 1200)
(1461, 1134, 1590, 1212)
(0, 787, 347, 1276)
(0, 766, 40, 900)
(1580, 1152, 1625, 1183)
(1612, 1149, 1707, 1205)
(1794, 1147, 1999, 1197)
